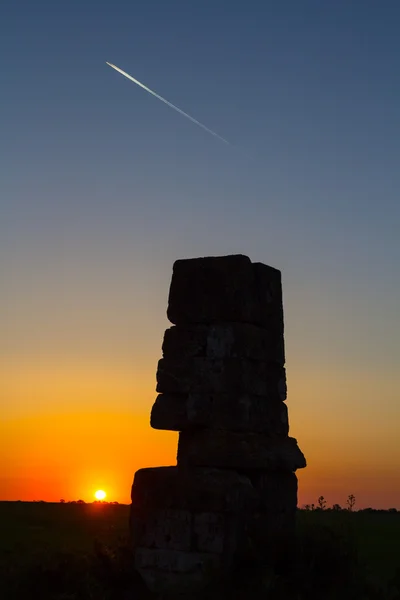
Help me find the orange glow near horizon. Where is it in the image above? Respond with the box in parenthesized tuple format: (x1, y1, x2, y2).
(2, 357, 400, 510)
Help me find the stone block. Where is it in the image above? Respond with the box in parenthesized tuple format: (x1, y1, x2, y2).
(162, 321, 285, 365)
(131, 466, 258, 513)
(167, 255, 283, 327)
(177, 430, 307, 471)
(134, 548, 221, 593)
(131, 508, 192, 551)
(156, 357, 287, 399)
(253, 261, 284, 326)
(150, 392, 289, 435)
(131, 508, 235, 555)
(130, 467, 258, 593)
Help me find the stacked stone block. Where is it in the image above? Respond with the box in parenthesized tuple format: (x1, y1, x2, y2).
(130, 255, 306, 593)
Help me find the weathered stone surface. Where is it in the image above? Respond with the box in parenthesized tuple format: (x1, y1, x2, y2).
(150, 393, 209, 431)
(131, 466, 258, 513)
(167, 255, 283, 327)
(177, 430, 307, 471)
(151, 392, 289, 435)
(132, 508, 240, 555)
(130, 467, 258, 593)
(162, 321, 285, 365)
(156, 357, 287, 399)
(194, 512, 226, 553)
(131, 470, 299, 592)
(162, 324, 209, 360)
(134, 548, 221, 593)
(132, 508, 192, 551)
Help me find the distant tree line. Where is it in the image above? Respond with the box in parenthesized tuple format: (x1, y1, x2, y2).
(28, 495, 397, 511)
(59, 499, 120, 505)
(301, 494, 398, 513)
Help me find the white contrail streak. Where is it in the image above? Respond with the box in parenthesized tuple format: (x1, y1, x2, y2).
(106, 62, 231, 146)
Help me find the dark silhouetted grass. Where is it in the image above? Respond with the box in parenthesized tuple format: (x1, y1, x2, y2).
(1, 502, 399, 599)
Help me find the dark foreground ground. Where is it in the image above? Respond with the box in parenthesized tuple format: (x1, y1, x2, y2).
(1, 502, 399, 599)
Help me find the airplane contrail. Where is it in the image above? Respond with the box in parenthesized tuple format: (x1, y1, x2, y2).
(106, 62, 232, 146)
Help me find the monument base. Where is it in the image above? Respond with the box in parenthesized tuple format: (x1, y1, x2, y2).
(130, 466, 298, 593)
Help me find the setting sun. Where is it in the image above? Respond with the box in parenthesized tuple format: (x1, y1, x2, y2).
(94, 490, 106, 501)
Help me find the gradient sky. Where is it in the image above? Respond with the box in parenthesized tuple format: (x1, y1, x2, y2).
(1, 0, 399, 508)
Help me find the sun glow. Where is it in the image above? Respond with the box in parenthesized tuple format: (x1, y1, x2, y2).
(94, 489, 106, 500)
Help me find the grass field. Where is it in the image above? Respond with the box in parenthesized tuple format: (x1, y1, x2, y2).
(1, 502, 399, 599)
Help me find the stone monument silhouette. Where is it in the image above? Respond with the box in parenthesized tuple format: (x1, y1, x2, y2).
(130, 254, 306, 593)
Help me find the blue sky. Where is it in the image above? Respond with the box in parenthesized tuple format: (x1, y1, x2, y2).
(1, 1, 400, 505)
(2, 0, 399, 362)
